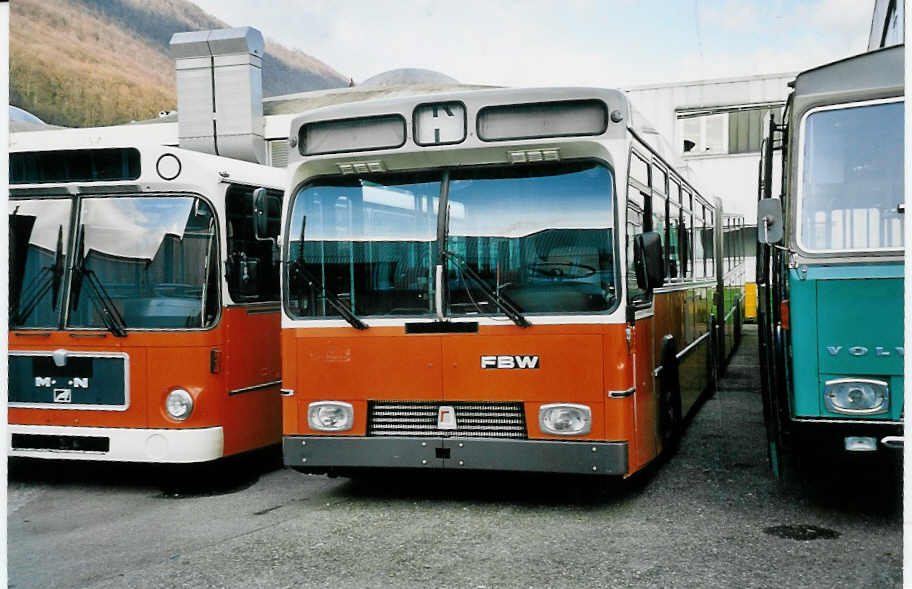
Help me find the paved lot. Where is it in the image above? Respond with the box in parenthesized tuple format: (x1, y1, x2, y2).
(8, 326, 902, 588)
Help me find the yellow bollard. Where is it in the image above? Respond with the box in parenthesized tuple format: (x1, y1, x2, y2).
(744, 283, 758, 322)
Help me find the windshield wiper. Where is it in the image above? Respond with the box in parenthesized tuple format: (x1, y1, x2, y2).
(291, 215, 367, 330)
(438, 200, 529, 328)
(442, 249, 531, 328)
(70, 228, 127, 337)
(11, 223, 65, 327)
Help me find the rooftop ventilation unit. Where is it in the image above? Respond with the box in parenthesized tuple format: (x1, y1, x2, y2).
(170, 27, 266, 164)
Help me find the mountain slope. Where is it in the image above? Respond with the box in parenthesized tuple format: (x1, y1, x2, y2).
(10, 0, 348, 127)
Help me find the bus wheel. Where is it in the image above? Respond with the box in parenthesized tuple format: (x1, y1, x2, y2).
(659, 335, 683, 453)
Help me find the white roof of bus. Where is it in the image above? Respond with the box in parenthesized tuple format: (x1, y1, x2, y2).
(10, 129, 286, 191)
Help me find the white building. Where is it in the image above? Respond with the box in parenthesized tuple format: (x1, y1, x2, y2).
(624, 72, 794, 226)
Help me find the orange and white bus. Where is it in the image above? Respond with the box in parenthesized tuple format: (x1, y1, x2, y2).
(279, 87, 744, 477)
(9, 131, 286, 463)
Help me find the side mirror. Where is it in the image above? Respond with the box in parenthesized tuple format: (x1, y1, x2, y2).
(252, 187, 270, 240)
(757, 199, 783, 244)
(635, 231, 664, 291)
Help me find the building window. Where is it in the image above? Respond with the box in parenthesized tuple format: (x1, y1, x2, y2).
(681, 113, 727, 155)
(728, 107, 783, 154)
(679, 105, 783, 156)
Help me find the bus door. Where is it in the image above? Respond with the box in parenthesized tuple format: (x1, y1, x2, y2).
(221, 184, 284, 455)
(626, 190, 660, 468)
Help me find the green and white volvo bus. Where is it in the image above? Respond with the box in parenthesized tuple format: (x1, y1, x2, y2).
(756, 45, 903, 477)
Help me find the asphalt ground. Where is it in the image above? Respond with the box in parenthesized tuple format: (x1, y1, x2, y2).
(7, 326, 903, 588)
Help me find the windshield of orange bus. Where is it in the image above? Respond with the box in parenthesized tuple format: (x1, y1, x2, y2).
(8, 195, 220, 331)
(285, 161, 618, 320)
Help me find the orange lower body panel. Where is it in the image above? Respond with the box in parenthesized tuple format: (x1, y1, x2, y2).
(282, 322, 659, 476)
(8, 306, 281, 462)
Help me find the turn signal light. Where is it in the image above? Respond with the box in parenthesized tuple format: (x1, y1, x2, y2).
(780, 300, 790, 330)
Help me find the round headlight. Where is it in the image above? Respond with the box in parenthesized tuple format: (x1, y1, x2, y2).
(165, 388, 194, 421)
(539, 403, 592, 436)
(307, 401, 354, 432)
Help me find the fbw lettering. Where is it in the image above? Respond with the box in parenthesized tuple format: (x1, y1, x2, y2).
(480, 355, 540, 369)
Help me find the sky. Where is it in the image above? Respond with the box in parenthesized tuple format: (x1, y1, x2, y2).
(190, 0, 873, 87)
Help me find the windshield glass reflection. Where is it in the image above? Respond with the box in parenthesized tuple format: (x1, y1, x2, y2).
(9, 199, 72, 329)
(67, 196, 219, 329)
(287, 173, 441, 318)
(285, 162, 618, 320)
(446, 162, 617, 315)
(800, 101, 904, 251)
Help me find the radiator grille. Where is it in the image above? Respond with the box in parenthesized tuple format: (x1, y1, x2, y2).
(367, 401, 527, 439)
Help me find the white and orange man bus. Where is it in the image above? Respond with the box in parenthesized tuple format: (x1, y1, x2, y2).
(9, 130, 285, 464)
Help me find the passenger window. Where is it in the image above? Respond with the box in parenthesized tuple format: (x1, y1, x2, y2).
(226, 184, 283, 302)
(626, 201, 651, 307)
(667, 201, 680, 279)
(704, 208, 715, 277)
(652, 194, 667, 280)
(629, 153, 649, 187)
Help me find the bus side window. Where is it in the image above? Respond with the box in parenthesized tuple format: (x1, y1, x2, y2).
(692, 200, 703, 279)
(668, 200, 680, 279)
(704, 207, 714, 278)
(626, 200, 650, 306)
(680, 205, 691, 280)
(627, 151, 652, 305)
(684, 193, 695, 279)
(226, 184, 283, 302)
(652, 194, 667, 281)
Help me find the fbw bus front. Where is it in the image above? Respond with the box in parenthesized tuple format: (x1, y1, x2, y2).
(9, 137, 286, 463)
(279, 88, 744, 478)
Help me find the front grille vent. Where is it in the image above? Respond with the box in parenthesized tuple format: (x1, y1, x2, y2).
(367, 401, 527, 439)
(268, 139, 289, 167)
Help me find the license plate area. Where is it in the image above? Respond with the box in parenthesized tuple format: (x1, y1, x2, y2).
(12, 433, 110, 453)
(8, 351, 129, 410)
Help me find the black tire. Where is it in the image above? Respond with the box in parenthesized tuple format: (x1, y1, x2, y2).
(659, 335, 683, 454)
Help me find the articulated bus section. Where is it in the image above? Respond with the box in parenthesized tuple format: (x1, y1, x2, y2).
(279, 87, 744, 478)
(8, 138, 285, 463)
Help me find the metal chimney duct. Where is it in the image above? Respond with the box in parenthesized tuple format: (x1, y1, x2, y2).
(170, 27, 266, 164)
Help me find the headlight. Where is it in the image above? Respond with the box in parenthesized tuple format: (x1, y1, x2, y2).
(824, 378, 889, 415)
(165, 388, 194, 421)
(308, 401, 354, 432)
(539, 403, 591, 436)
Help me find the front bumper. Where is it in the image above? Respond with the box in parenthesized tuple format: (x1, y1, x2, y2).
(283, 436, 628, 476)
(9, 424, 224, 463)
(791, 419, 903, 452)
